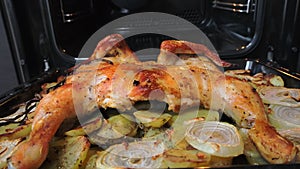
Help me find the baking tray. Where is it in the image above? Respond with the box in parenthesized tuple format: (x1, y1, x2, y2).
(0, 60, 299, 169)
(0, 69, 62, 118)
(244, 60, 300, 88)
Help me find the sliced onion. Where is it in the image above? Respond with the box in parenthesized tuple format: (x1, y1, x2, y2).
(257, 86, 300, 107)
(0, 138, 22, 168)
(268, 105, 300, 129)
(185, 121, 244, 157)
(96, 141, 164, 168)
(277, 128, 300, 163)
(278, 128, 300, 144)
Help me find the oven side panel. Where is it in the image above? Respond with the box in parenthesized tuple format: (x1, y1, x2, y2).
(249, 0, 300, 73)
(0, 8, 19, 95)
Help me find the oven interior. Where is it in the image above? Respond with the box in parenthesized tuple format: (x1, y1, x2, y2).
(0, 0, 300, 168)
(50, 0, 262, 58)
(1, 0, 299, 85)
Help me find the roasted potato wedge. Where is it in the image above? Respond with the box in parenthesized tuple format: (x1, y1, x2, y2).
(87, 115, 137, 148)
(108, 114, 137, 137)
(42, 136, 91, 169)
(0, 124, 31, 141)
(83, 154, 98, 169)
(264, 74, 284, 87)
(0, 123, 20, 135)
(94, 115, 137, 139)
(83, 151, 104, 169)
(142, 128, 176, 149)
(163, 149, 211, 168)
(134, 111, 172, 128)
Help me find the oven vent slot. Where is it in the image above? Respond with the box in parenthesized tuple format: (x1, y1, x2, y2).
(212, 0, 256, 13)
(175, 9, 205, 26)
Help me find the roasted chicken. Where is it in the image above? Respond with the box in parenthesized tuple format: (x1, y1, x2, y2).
(9, 34, 297, 169)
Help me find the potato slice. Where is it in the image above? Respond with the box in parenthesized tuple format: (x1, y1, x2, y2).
(88, 115, 137, 148)
(83, 151, 104, 169)
(168, 108, 219, 127)
(65, 117, 102, 136)
(96, 114, 137, 139)
(264, 74, 284, 87)
(163, 149, 211, 168)
(142, 128, 174, 149)
(0, 123, 20, 135)
(134, 111, 172, 128)
(64, 127, 86, 137)
(60, 136, 90, 168)
(108, 114, 137, 137)
(143, 128, 165, 138)
(164, 144, 232, 168)
(42, 136, 90, 169)
(0, 124, 32, 141)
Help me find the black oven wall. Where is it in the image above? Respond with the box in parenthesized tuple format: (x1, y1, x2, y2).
(0, 0, 75, 84)
(249, 0, 300, 73)
(48, 0, 263, 59)
(0, 7, 19, 95)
